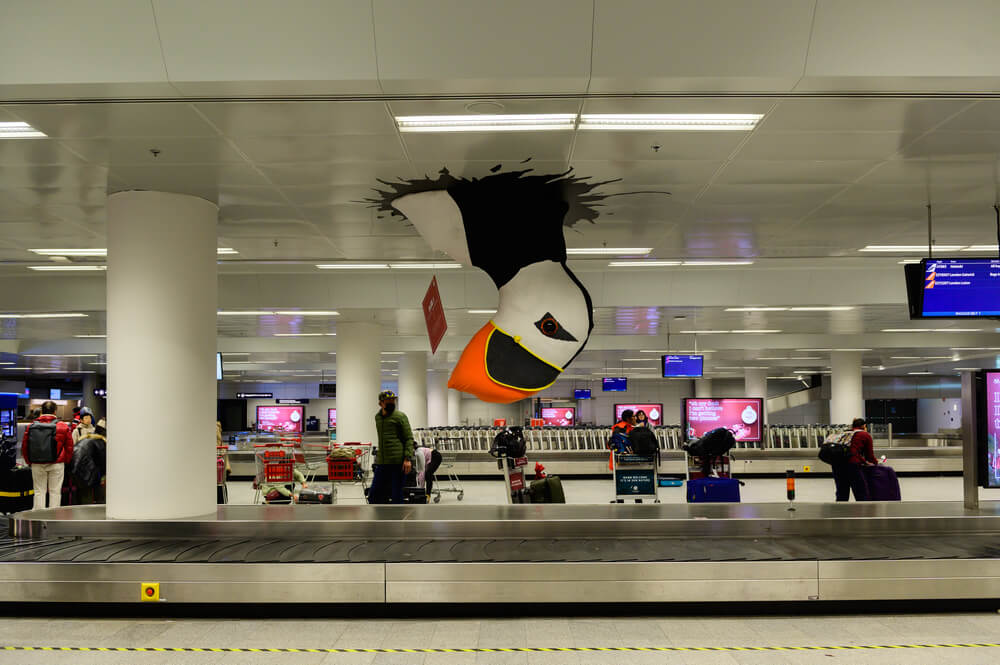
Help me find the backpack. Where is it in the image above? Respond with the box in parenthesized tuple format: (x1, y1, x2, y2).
(818, 430, 855, 465)
(683, 427, 736, 458)
(27, 421, 60, 464)
(628, 427, 659, 457)
(490, 427, 526, 459)
(608, 429, 631, 454)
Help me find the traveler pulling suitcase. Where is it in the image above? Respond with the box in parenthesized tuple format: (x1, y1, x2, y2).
(0, 467, 34, 514)
(862, 465, 902, 501)
(686, 476, 741, 503)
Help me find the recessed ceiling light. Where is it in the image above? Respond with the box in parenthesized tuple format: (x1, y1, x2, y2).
(725, 307, 788, 312)
(316, 263, 390, 270)
(567, 247, 652, 255)
(908, 371, 934, 375)
(860, 245, 963, 252)
(882, 328, 931, 333)
(579, 113, 763, 131)
(396, 114, 576, 133)
(882, 328, 982, 332)
(216, 248, 239, 255)
(389, 263, 462, 269)
(952, 347, 1000, 351)
(73, 334, 106, 338)
(1, 367, 31, 370)
(468, 309, 498, 314)
(28, 265, 107, 271)
(0, 121, 46, 138)
(890, 356, 921, 359)
(954, 367, 981, 370)
(0, 313, 87, 319)
(608, 260, 682, 267)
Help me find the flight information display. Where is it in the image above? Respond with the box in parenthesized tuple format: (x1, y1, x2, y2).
(662, 355, 704, 378)
(602, 377, 627, 392)
(921, 259, 1000, 317)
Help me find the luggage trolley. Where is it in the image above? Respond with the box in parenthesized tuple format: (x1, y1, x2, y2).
(216, 445, 229, 504)
(252, 442, 298, 504)
(326, 442, 372, 503)
(432, 436, 465, 502)
(611, 450, 660, 503)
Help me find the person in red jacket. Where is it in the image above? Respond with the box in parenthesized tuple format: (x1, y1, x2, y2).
(832, 417, 877, 502)
(22, 400, 73, 510)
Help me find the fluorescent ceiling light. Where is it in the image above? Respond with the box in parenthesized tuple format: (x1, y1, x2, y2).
(579, 114, 763, 131)
(468, 309, 497, 314)
(396, 114, 576, 133)
(833, 348, 873, 352)
(962, 245, 999, 252)
(0, 121, 46, 138)
(757, 357, 790, 360)
(217, 310, 275, 316)
(24, 354, 97, 358)
(0, 313, 87, 319)
(890, 356, 921, 359)
(389, 263, 462, 269)
(1, 367, 31, 371)
(725, 307, 788, 312)
(908, 371, 933, 375)
(216, 248, 239, 255)
(73, 334, 106, 338)
(274, 310, 339, 316)
(316, 263, 390, 270)
(271, 333, 336, 337)
(679, 330, 729, 334)
(954, 367, 981, 370)
(30, 248, 237, 256)
(952, 347, 1000, 351)
(789, 306, 855, 312)
(731, 329, 782, 334)
(638, 349, 714, 353)
(797, 348, 831, 352)
(608, 261, 682, 267)
(860, 245, 963, 252)
(28, 265, 106, 271)
(898, 259, 921, 265)
(882, 328, 982, 332)
(793, 370, 821, 374)
(567, 247, 652, 256)
(882, 328, 931, 332)
(89, 362, 107, 365)
(682, 260, 754, 266)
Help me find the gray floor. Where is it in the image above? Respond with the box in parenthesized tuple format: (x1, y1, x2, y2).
(1, 614, 1000, 664)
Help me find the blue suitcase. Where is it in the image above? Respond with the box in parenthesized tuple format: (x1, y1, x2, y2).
(686, 477, 741, 503)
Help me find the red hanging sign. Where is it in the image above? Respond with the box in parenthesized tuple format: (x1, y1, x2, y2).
(422, 276, 448, 354)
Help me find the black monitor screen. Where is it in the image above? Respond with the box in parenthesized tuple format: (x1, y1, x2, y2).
(662, 354, 704, 378)
(602, 377, 627, 392)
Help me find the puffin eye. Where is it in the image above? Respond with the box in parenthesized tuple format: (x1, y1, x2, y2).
(534, 312, 577, 342)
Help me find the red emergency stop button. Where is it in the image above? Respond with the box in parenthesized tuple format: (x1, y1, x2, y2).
(140, 582, 159, 601)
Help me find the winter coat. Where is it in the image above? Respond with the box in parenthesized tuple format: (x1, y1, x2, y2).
(374, 410, 414, 465)
(72, 421, 96, 445)
(71, 434, 107, 487)
(22, 414, 73, 465)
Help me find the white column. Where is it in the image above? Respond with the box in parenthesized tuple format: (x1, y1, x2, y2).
(106, 191, 217, 520)
(694, 378, 713, 398)
(398, 352, 428, 429)
(745, 368, 768, 423)
(427, 371, 449, 426)
(447, 388, 462, 426)
(830, 351, 863, 426)
(336, 322, 383, 445)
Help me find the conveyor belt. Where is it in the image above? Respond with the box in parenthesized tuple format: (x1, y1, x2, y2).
(3, 533, 1000, 563)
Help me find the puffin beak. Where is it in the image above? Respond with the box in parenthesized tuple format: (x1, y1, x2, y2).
(448, 322, 562, 404)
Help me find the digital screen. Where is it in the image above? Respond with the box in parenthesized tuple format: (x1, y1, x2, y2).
(574, 389, 592, 399)
(985, 372, 1000, 488)
(256, 405, 304, 433)
(49, 388, 61, 400)
(216, 353, 223, 381)
(328, 408, 337, 429)
(916, 259, 1000, 317)
(615, 403, 664, 426)
(602, 377, 627, 392)
(682, 397, 764, 443)
(663, 355, 703, 378)
(540, 407, 575, 426)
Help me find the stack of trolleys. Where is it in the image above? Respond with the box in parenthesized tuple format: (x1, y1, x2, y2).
(430, 434, 465, 502)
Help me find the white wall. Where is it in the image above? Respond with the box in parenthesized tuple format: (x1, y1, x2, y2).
(917, 398, 962, 433)
(459, 398, 526, 426)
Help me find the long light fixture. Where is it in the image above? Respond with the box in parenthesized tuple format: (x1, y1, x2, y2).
(28, 265, 106, 272)
(316, 263, 390, 270)
(73, 334, 106, 338)
(860, 245, 964, 252)
(396, 114, 577, 133)
(731, 329, 782, 334)
(0, 122, 46, 138)
(567, 247, 652, 256)
(679, 329, 780, 334)
(217, 310, 339, 316)
(24, 354, 97, 358)
(790, 306, 855, 312)
(683, 260, 755, 266)
(0, 313, 87, 319)
(882, 328, 982, 333)
(272, 332, 336, 337)
(388, 263, 462, 269)
(468, 309, 498, 314)
(30, 248, 237, 256)
(726, 307, 788, 312)
(609, 260, 753, 267)
(274, 310, 339, 316)
(579, 114, 763, 131)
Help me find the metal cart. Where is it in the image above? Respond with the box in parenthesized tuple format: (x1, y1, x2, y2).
(326, 442, 372, 504)
(611, 451, 660, 503)
(216, 445, 229, 504)
(432, 437, 465, 502)
(252, 442, 298, 504)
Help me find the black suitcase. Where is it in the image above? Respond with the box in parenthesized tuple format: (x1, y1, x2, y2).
(297, 487, 333, 504)
(404, 487, 428, 504)
(0, 467, 34, 514)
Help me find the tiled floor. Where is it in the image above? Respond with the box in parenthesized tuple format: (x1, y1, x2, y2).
(227, 475, 1000, 506)
(1, 614, 999, 664)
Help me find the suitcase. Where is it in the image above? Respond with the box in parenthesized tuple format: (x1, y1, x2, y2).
(404, 487, 428, 504)
(297, 487, 333, 504)
(686, 477, 741, 503)
(861, 465, 901, 501)
(528, 476, 566, 504)
(0, 467, 34, 514)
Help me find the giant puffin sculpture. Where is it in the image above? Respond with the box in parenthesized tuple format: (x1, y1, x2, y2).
(367, 166, 622, 404)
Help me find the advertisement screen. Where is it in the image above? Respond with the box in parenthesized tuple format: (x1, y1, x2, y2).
(985, 372, 1000, 487)
(921, 259, 1000, 317)
(602, 377, 627, 392)
(683, 397, 763, 443)
(328, 408, 337, 429)
(663, 355, 703, 378)
(574, 389, 592, 399)
(540, 407, 576, 426)
(256, 405, 304, 433)
(614, 403, 664, 426)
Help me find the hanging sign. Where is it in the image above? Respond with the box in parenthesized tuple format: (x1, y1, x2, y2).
(237, 392, 273, 399)
(422, 276, 448, 354)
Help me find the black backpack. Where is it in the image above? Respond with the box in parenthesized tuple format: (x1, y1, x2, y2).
(27, 421, 59, 464)
(683, 427, 736, 457)
(628, 427, 659, 457)
(818, 431, 855, 465)
(490, 427, 526, 459)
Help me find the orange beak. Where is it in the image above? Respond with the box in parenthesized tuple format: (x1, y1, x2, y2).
(448, 322, 558, 403)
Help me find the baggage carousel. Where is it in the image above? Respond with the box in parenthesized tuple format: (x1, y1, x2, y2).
(5, 502, 1000, 605)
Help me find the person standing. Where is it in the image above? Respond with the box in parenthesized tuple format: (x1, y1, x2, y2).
(370, 390, 414, 504)
(22, 400, 73, 510)
(72, 411, 96, 446)
(832, 417, 876, 502)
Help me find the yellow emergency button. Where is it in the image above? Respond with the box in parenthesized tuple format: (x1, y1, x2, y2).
(803, 465, 811, 473)
(140, 582, 159, 602)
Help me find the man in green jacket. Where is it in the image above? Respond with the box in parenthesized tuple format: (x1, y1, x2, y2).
(370, 390, 414, 504)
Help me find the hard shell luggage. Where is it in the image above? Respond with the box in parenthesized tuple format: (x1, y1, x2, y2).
(297, 487, 333, 504)
(0, 467, 33, 514)
(861, 465, 901, 501)
(528, 475, 566, 503)
(686, 476, 741, 503)
(404, 487, 428, 504)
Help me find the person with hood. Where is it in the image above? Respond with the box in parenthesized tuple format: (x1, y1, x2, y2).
(71, 419, 107, 504)
(72, 409, 96, 445)
(22, 400, 73, 509)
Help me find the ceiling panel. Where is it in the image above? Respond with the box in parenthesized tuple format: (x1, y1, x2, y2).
(259, 161, 413, 187)
(758, 98, 972, 132)
(110, 164, 273, 190)
(233, 134, 406, 164)
(714, 160, 878, 185)
(698, 184, 846, 207)
(897, 131, 1000, 161)
(195, 101, 396, 136)
(859, 160, 1000, 185)
(0, 164, 110, 189)
(279, 185, 379, 207)
(735, 131, 911, 161)
(570, 159, 723, 186)
(5, 103, 217, 139)
(400, 132, 573, 162)
(58, 137, 248, 166)
(572, 131, 747, 161)
(0, 140, 87, 165)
